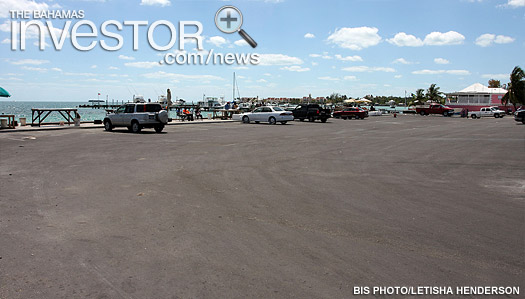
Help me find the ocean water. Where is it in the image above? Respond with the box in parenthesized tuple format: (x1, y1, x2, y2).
(0, 101, 213, 123)
(0, 101, 107, 123)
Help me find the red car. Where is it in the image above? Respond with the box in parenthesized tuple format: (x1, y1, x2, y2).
(333, 107, 369, 120)
(415, 104, 454, 116)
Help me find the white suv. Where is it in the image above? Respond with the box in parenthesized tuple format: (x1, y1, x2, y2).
(104, 103, 169, 133)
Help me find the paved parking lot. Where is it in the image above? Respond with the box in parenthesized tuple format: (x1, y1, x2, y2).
(1, 116, 523, 298)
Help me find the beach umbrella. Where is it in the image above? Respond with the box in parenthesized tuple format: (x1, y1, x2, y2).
(0, 87, 11, 97)
(356, 98, 372, 103)
(343, 98, 356, 104)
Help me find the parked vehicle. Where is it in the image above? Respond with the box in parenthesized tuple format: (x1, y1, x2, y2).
(292, 104, 331, 122)
(469, 106, 506, 119)
(104, 103, 169, 133)
(514, 109, 525, 124)
(416, 104, 455, 116)
(333, 107, 369, 120)
(240, 106, 293, 125)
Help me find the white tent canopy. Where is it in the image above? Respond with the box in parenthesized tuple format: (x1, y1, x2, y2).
(457, 83, 507, 94)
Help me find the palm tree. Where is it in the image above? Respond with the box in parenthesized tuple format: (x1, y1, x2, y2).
(410, 89, 426, 105)
(426, 84, 444, 104)
(501, 66, 525, 111)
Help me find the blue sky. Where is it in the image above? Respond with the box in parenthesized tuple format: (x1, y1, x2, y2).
(1, 0, 524, 102)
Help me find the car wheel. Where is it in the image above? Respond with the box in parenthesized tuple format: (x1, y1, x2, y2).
(420, 111, 425, 116)
(308, 117, 315, 122)
(494, 114, 500, 118)
(255, 121, 260, 124)
(131, 121, 141, 133)
(242, 116, 250, 124)
(154, 124, 164, 133)
(104, 120, 113, 131)
(522, 119, 525, 124)
(299, 118, 305, 122)
(268, 116, 277, 125)
(321, 117, 327, 123)
(443, 112, 448, 117)
(280, 121, 287, 125)
(342, 117, 347, 120)
(471, 114, 477, 119)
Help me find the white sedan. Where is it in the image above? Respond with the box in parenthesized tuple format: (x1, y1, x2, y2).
(239, 106, 294, 125)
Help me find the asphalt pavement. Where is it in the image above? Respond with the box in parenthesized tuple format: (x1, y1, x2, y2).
(0, 116, 523, 298)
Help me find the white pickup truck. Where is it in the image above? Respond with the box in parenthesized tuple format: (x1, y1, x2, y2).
(469, 106, 506, 119)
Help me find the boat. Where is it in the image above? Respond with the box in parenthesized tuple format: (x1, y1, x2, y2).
(133, 95, 145, 103)
(197, 96, 226, 110)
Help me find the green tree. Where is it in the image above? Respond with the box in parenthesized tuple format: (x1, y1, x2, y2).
(501, 66, 525, 110)
(426, 84, 444, 104)
(488, 79, 501, 88)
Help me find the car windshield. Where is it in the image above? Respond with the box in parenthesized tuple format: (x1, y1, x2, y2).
(146, 104, 162, 112)
(273, 107, 284, 111)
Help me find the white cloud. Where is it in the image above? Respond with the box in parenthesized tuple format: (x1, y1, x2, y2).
(140, 0, 170, 7)
(318, 76, 340, 81)
(234, 39, 248, 47)
(424, 31, 465, 46)
(387, 32, 424, 47)
(256, 79, 268, 83)
(389, 31, 465, 47)
(263, 73, 271, 76)
(335, 54, 363, 62)
(475, 34, 515, 47)
(108, 66, 119, 70)
(342, 66, 395, 73)
(90, 65, 97, 69)
(63, 72, 97, 76)
(481, 73, 509, 80)
(304, 33, 315, 39)
(412, 69, 470, 75)
(11, 59, 49, 65)
(309, 54, 321, 58)
(434, 58, 450, 64)
(394, 75, 402, 79)
(33, 40, 50, 47)
(327, 27, 382, 50)
(21, 66, 47, 72)
(280, 66, 310, 72)
(124, 61, 162, 69)
(1, 38, 10, 44)
(392, 58, 412, 65)
(142, 71, 223, 81)
(118, 55, 135, 61)
(207, 36, 228, 48)
(258, 54, 303, 66)
(0, 0, 52, 18)
(343, 76, 357, 81)
(311, 62, 318, 66)
(507, 0, 525, 7)
(51, 67, 62, 72)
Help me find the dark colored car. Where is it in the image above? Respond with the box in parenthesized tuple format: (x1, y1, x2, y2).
(514, 109, 525, 124)
(333, 107, 369, 120)
(292, 104, 331, 123)
(416, 104, 455, 116)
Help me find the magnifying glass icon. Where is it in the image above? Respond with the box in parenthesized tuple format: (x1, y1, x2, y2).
(215, 6, 257, 48)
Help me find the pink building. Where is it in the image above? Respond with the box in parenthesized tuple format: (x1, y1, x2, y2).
(446, 83, 512, 111)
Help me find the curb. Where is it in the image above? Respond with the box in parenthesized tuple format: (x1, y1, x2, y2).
(0, 120, 237, 133)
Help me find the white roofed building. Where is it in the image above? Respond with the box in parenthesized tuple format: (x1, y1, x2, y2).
(446, 83, 507, 107)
